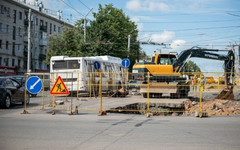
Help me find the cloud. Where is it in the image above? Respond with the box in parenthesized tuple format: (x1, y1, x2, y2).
(131, 17, 144, 31)
(170, 40, 188, 51)
(150, 30, 175, 43)
(126, 0, 170, 12)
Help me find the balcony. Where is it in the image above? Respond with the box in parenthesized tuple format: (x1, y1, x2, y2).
(39, 54, 46, 61)
(40, 25, 47, 32)
(39, 38, 48, 46)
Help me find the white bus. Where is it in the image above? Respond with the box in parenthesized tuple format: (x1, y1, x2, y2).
(50, 55, 124, 95)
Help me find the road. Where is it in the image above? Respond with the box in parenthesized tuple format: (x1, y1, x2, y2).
(0, 108, 240, 150)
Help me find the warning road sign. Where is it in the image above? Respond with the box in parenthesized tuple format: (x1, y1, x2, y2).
(50, 76, 69, 95)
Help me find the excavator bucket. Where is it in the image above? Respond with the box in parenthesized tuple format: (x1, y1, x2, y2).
(215, 86, 234, 100)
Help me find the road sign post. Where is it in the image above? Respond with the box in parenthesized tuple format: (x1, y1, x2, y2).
(121, 58, 130, 68)
(121, 59, 130, 90)
(26, 76, 43, 94)
(94, 61, 101, 70)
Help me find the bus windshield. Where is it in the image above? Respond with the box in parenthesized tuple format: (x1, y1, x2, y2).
(53, 60, 80, 70)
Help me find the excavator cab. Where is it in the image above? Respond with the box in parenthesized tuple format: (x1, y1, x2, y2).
(151, 54, 177, 65)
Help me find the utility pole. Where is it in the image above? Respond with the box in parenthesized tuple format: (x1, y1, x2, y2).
(27, 9, 31, 73)
(238, 44, 240, 74)
(84, 18, 86, 43)
(238, 44, 240, 65)
(84, 8, 93, 43)
(128, 35, 131, 58)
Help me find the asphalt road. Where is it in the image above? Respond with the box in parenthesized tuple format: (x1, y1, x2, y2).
(0, 109, 240, 150)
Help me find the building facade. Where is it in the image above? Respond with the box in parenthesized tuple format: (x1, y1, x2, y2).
(0, 0, 73, 75)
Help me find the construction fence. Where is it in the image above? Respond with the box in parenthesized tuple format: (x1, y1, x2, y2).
(22, 72, 240, 117)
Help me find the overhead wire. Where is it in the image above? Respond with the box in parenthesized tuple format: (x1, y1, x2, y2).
(59, 0, 85, 18)
(137, 19, 240, 24)
(140, 25, 240, 32)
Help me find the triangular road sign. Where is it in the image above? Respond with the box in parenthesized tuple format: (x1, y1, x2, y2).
(50, 76, 69, 95)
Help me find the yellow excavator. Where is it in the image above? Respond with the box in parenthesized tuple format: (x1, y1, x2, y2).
(132, 47, 235, 99)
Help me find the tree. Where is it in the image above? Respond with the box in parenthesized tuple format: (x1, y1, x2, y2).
(45, 27, 82, 63)
(183, 60, 201, 76)
(87, 4, 139, 68)
(46, 4, 140, 69)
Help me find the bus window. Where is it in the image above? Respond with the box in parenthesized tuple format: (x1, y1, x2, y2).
(53, 60, 80, 70)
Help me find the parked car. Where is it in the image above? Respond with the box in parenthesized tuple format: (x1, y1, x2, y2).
(9, 75, 37, 97)
(0, 77, 30, 108)
(127, 80, 140, 89)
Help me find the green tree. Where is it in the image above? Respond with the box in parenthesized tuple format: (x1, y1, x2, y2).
(86, 4, 139, 68)
(46, 4, 140, 69)
(45, 27, 82, 63)
(183, 60, 201, 75)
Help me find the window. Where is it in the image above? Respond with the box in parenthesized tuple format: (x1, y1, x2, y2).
(18, 59, 21, 67)
(6, 25, 9, 33)
(38, 62, 41, 69)
(6, 7, 10, 17)
(50, 23, 52, 34)
(0, 57, 2, 66)
(53, 60, 80, 70)
(58, 26, 60, 33)
(45, 22, 48, 31)
(12, 42, 15, 55)
(36, 18, 38, 26)
(12, 59, 15, 67)
(19, 11, 22, 20)
(0, 5, 3, 14)
(24, 11, 28, 20)
(4, 79, 14, 87)
(40, 20, 43, 26)
(157, 55, 177, 65)
(6, 41, 9, 49)
(5, 58, 9, 66)
(13, 26, 16, 40)
(0, 23, 2, 32)
(12, 79, 20, 87)
(0, 40, 2, 49)
(53, 24, 56, 32)
(18, 27, 21, 36)
(18, 44, 21, 51)
(13, 10, 16, 23)
(34, 32, 38, 39)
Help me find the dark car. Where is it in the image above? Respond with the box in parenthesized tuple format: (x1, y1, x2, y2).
(9, 75, 26, 85)
(0, 77, 30, 108)
(9, 75, 37, 97)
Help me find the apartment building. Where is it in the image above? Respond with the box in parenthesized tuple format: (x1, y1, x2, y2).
(0, 0, 73, 75)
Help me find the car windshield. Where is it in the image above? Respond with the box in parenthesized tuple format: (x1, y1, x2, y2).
(12, 76, 24, 83)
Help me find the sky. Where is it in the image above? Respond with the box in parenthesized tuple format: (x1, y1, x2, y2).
(27, 0, 240, 72)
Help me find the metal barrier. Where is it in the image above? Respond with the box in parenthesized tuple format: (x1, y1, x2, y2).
(22, 72, 50, 114)
(22, 72, 240, 117)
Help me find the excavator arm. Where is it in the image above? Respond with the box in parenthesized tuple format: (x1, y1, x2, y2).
(173, 47, 235, 85)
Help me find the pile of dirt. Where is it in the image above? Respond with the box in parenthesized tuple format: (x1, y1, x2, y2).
(185, 99, 240, 116)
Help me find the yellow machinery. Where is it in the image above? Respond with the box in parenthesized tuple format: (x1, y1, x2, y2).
(132, 47, 235, 99)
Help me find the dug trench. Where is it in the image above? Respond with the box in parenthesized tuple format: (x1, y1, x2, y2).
(107, 97, 240, 116)
(107, 102, 186, 116)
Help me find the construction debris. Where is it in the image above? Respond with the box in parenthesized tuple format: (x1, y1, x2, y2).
(185, 99, 240, 116)
(109, 88, 129, 97)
